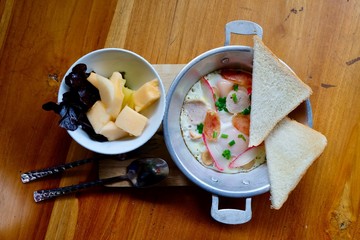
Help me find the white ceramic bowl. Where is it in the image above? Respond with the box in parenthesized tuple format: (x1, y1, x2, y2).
(58, 48, 166, 154)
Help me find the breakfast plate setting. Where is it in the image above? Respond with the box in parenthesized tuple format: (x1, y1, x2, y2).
(22, 20, 326, 225)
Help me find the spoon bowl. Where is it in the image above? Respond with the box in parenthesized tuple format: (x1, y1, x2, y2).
(127, 158, 169, 187)
(33, 157, 169, 202)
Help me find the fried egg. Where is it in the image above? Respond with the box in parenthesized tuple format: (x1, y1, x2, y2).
(180, 70, 266, 173)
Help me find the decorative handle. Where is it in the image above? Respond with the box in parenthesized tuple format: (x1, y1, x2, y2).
(210, 195, 252, 224)
(21, 156, 99, 183)
(21, 154, 126, 183)
(224, 20, 263, 46)
(33, 176, 127, 202)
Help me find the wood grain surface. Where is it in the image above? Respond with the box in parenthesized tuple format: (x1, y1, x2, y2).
(1, 0, 359, 239)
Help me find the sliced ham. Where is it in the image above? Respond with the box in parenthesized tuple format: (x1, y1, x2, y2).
(183, 99, 209, 125)
(232, 113, 250, 136)
(203, 110, 220, 141)
(220, 69, 252, 88)
(200, 77, 217, 110)
(202, 134, 227, 171)
(216, 79, 234, 97)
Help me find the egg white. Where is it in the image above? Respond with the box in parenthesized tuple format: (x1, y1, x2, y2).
(180, 70, 266, 173)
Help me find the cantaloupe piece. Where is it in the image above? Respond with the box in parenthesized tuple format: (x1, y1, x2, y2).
(86, 101, 111, 134)
(99, 121, 128, 141)
(132, 79, 160, 112)
(115, 106, 148, 137)
(87, 72, 99, 88)
(90, 72, 125, 119)
(109, 71, 134, 109)
(107, 76, 124, 119)
(110, 71, 125, 83)
(122, 87, 135, 109)
(96, 74, 115, 108)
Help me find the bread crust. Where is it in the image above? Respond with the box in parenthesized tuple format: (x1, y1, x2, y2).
(249, 36, 312, 147)
(265, 117, 327, 209)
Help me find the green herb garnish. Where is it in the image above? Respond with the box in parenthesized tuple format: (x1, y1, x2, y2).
(212, 131, 218, 138)
(238, 134, 246, 141)
(215, 97, 228, 112)
(221, 133, 229, 139)
(232, 93, 238, 103)
(241, 106, 251, 115)
(233, 84, 239, 91)
(228, 140, 236, 146)
(197, 123, 204, 134)
(222, 149, 231, 160)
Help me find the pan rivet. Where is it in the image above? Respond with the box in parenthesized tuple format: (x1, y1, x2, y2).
(242, 180, 250, 185)
(221, 58, 229, 64)
(211, 177, 218, 182)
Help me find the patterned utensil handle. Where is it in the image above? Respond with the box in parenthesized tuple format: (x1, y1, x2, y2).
(33, 175, 127, 202)
(21, 156, 99, 183)
(21, 154, 126, 183)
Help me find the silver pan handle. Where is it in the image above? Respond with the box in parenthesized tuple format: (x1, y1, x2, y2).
(211, 195, 252, 224)
(225, 20, 263, 46)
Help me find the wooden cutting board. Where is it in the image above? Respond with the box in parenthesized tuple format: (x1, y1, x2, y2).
(98, 64, 193, 187)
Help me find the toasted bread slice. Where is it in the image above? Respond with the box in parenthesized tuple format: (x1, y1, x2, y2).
(249, 36, 312, 147)
(265, 117, 327, 209)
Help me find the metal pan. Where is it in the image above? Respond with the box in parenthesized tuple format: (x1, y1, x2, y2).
(163, 20, 312, 224)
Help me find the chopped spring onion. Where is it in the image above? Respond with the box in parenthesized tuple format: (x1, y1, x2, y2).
(221, 133, 229, 138)
(197, 123, 204, 133)
(238, 134, 246, 141)
(222, 149, 231, 160)
(241, 106, 251, 115)
(228, 140, 236, 146)
(215, 97, 227, 112)
(233, 84, 239, 91)
(212, 131, 218, 138)
(232, 93, 238, 103)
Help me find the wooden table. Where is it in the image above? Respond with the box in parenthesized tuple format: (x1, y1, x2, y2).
(1, 0, 359, 239)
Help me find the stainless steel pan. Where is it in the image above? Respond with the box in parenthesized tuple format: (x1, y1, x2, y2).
(163, 20, 312, 224)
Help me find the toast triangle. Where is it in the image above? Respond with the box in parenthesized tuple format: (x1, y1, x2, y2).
(249, 36, 312, 147)
(265, 117, 327, 209)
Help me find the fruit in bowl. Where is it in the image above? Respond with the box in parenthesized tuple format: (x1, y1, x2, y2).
(43, 48, 166, 154)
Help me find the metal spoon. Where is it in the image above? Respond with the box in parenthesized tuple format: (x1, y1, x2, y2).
(33, 158, 169, 203)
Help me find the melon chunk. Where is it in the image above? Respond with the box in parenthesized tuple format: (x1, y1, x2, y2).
(110, 71, 134, 109)
(99, 121, 128, 141)
(110, 71, 125, 83)
(107, 75, 124, 119)
(133, 79, 160, 112)
(115, 106, 148, 136)
(122, 87, 135, 109)
(90, 72, 125, 119)
(96, 73, 115, 108)
(87, 72, 99, 88)
(86, 101, 111, 134)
